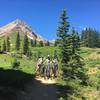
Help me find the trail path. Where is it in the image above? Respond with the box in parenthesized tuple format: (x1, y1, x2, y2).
(0, 77, 58, 100)
(24, 76, 58, 100)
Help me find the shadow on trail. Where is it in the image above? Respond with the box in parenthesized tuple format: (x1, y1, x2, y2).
(0, 68, 60, 100)
(31, 79, 74, 100)
(0, 68, 34, 100)
(0, 68, 72, 100)
(29, 78, 58, 100)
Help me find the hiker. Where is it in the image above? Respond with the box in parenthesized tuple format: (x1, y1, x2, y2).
(36, 57, 43, 76)
(52, 58, 58, 78)
(49, 59, 54, 79)
(43, 55, 51, 79)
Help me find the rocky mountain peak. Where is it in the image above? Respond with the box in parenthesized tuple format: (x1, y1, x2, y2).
(0, 19, 47, 43)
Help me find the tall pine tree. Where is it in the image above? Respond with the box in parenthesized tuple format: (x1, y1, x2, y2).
(57, 10, 88, 99)
(6, 37, 10, 52)
(3, 40, 6, 52)
(30, 39, 34, 47)
(33, 39, 37, 47)
(23, 34, 29, 55)
(57, 10, 70, 79)
(69, 29, 88, 84)
(16, 32, 20, 50)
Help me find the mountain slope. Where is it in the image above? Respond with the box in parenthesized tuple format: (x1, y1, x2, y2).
(0, 19, 47, 43)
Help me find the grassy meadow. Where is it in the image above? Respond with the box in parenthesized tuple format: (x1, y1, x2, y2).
(0, 44, 100, 99)
(57, 47, 100, 100)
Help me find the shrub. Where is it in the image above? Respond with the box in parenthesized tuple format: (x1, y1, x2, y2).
(12, 58, 20, 69)
(96, 51, 100, 54)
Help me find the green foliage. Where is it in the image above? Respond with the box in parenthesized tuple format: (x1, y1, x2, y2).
(15, 32, 20, 51)
(0, 45, 1, 52)
(54, 40, 59, 46)
(53, 50, 58, 59)
(30, 39, 34, 47)
(45, 41, 50, 46)
(33, 39, 37, 47)
(57, 9, 70, 64)
(69, 29, 88, 84)
(37, 51, 42, 58)
(39, 41, 44, 47)
(57, 10, 88, 99)
(12, 58, 20, 69)
(81, 28, 100, 48)
(23, 34, 29, 55)
(6, 37, 10, 52)
(26, 49, 33, 59)
(2, 40, 6, 52)
(96, 51, 100, 54)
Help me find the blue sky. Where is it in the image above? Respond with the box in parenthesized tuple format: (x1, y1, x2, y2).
(0, 0, 100, 40)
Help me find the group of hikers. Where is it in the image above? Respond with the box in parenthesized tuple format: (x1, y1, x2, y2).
(36, 55, 59, 80)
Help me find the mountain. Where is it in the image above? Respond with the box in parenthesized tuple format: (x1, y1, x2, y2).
(0, 19, 47, 43)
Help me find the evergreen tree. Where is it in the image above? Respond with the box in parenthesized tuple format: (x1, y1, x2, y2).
(57, 10, 73, 89)
(6, 37, 10, 52)
(16, 32, 20, 50)
(57, 9, 70, 67)
(53, 50, 58, 60)
(54, 40, 58, 46)
(57, 10, 88, 99)
(23, 34, 29, 55)
(81, 28, 100, 48)
(30, 39, 34, 47)
(69, 29, 88, 84)
(0, 45, 1, 52)
(33, 39, 37, 47)
(39, 41, 44, 47)
(26, 49, 32, 59)
(46, 41, 50, 46)
(3, 40, 6, 52)
(45, 41, 50, 46)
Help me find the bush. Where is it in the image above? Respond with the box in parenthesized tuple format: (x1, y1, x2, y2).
(12, 58, 20, 69)
(96, 51, 100, 54)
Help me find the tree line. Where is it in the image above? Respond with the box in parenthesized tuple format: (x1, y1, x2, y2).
(81, 28, 100, 48)
(55, 27, 100, 48)
(0, 32, 50, 54)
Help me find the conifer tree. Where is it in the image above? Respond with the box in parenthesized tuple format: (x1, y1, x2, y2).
(23, 34, 29, 55)
(30, 39, 34, 47)
(81, 28, 100, 48)
(3, 40, 6, 52)
(33, 39, 37, 47)
(69, 29, 88, 84)
(57, 10, 70, 79)
(53, 50, 58, 60)
(39, 41, 44, 47)
(6, 37, 10, 52)
(54, 40, 57, 46)
(45, 41, 50, 46)
(57, 10, 88, 99)
(16, 32, 20, 50)
(0, 45, 1, 52)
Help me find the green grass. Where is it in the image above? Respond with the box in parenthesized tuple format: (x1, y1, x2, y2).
(0, 42, 100, 99)
(0, 46, 59, 73)
(57, 47, 100, 100)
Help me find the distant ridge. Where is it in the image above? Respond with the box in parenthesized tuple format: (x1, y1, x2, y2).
(0, 19, 47, 43)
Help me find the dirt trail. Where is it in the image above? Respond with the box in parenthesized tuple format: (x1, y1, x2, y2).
(24, 77, 58, 100)
(0, 77, 58, 100)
